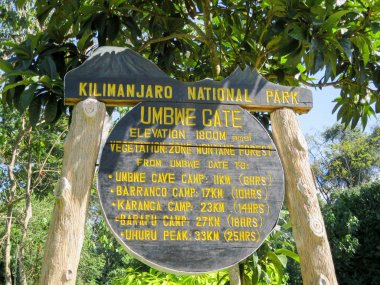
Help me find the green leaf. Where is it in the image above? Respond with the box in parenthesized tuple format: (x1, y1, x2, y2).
(2, 79, 32, 93)
(36, 4, 54, 24)
(20, 84, 38, 111)
(4, 70, 38, 78)
(251, 263, 261, 284)
(367, 105, 375, 117)
(15, 0, 27, 9)
(325, 49, 337, 76)
(278, 39, 301, 56)
(350, 35, 370, 65)
(337, 104, 347, 121)
(106, 14, 121, 42)
(39, 56, 57, 78)
(332, 100, 342, 114)
(77, 27, 93, 52)
(322, 10, 350, 32)
(1, 88, 13, 106)
(44, 96, 57, 123)
(125, 16, 142, 39)
(111, 0, 127, 7)
(342, 108, 352, 128)
(29, 97, 42, 126)
(361, 114, 368, 129)
(268, 251, 287, 269)
(275, 248, 300, 263)
(314, 52, 324, 72)
(324, 62, 332, 83)
(338, 38, 353, 63)
(11, 46, 33, 59)
(266, 35, 283, 51)
(288, 26, 305, 41)
(93, 12, 107, 45)
(351, 111, 360, 128)
(0, 59, 13, 73)
(310, 0, 324, 7)
(376, 100, 380, 113)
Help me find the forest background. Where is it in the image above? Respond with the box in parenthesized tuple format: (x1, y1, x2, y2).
(0, 0, 379, 284)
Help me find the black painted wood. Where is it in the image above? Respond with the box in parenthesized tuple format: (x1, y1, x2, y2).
(98, 102, 284, 273)
(65, 47, 312, 113)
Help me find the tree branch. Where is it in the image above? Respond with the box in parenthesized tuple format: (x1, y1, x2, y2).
(299, 77, 377, 93)
(138, 33, 206, 52)
(201, 0, 220, 78)
(117, 4, 207, 38)
(299, 78, 347, 88)
(31, 128, 67, 193)
(7, 118, 31, 204)
(255, 8, 273, 69)
(0, 196, 25, 214)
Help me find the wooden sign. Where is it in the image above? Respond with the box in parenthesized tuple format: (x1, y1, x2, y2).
(64, 47, 312, 114)
(98, 101, 284, 273)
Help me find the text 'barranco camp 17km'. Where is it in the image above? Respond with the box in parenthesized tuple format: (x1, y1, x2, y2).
(64, 46, 313, 274)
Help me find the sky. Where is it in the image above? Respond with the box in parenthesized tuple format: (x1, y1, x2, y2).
(298, 85, 379, 136)
(298, 85, 339, 135)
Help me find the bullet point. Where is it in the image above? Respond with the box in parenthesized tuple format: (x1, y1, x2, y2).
(121, 232, 124, 236)
(112, 202, 116, 207)
(108, 174, 113, 179)
(110, 189, 114, 193)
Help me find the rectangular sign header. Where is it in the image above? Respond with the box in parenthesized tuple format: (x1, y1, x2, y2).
(64, 47, 312, 113)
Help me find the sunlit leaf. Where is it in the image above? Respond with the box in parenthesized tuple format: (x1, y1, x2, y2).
(275, 248, 300, 263)
(2, 79, 32, 93)
(0, 59, 13, 73)
(322, 10, 350, 32)
(350, 35, 370, 65)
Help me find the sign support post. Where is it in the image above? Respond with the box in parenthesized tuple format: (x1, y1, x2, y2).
(39, 99, 106, 285)
(228, 265, 242, 285)
(271, 108, 338, 285)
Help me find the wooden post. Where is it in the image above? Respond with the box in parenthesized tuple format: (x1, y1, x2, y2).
(270, 108, 338, 285)
(228, 264, 242, 285)
(39, 99, 106, 285)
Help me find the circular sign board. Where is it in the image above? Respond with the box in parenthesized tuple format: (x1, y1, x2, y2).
(98, 101, 284, 273)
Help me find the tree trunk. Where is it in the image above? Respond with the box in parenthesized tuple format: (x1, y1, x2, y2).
(4, 206, 13, 285)
(18, 133, 33, 285)
(270, 108, 338, 285)
(201, 0, 221, 78)
(4, 119, 30, 285)
(39, 99, 106, 285)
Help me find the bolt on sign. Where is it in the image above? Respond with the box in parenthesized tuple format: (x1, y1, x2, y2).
(64, 47, 312, 273)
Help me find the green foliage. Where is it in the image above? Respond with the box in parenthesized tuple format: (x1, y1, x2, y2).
(244, 210, 301, 285)
(1, 0, 379, 128)
(15, 195, 54, 282)
(0, 103, 66, 284)
(75, 190, 152, 284)
(0, 195, 54, 284)
(323, 181, 380, 285)
(111, 268, 229, 285)
(0, 0, 38, 47)
(0, 34, 82, 126)
(309, 124, 380, 200)
(77, 227, 106, 285)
